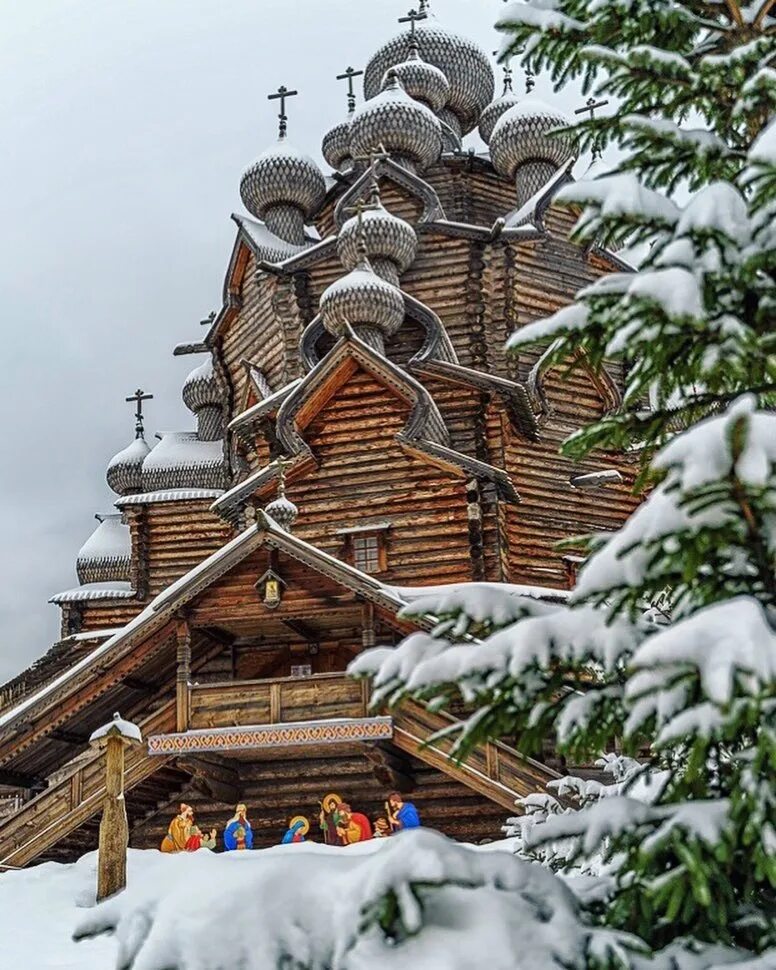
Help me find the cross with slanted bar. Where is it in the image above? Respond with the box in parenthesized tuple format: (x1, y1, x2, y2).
(399, 7, 428, 35)
(336, 66, 364, 113)
(125, 389, 153, 439)
(268, 85, 298, 138)
(574, 96, 610, 158)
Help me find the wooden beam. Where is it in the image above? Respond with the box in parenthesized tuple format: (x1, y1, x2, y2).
(280, 618, 319, 642)
(175, 616, 192, 734)
(122, 676, 156, 694)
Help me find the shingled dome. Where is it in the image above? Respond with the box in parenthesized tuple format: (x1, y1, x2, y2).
(363, 20, 494, 135)
(386, 47, 450, 114)
(106, 436, 151, 496)
(322, 115, 354, 172)
(489, 99, 576, 209)
(182, 357, 221, 413)
(337, 204, 417, 287)
(240, 139, 326, 245)
(76, 514, 131, 585)
(478, 89, 520, 144)
(320, 261, 405, 353)
(350, 72, 442, 173)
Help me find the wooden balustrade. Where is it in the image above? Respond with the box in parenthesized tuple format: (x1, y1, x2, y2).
(188, 673, 369, 730)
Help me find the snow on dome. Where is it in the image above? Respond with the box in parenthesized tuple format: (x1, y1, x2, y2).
(106, 436, 152, 496)
(141, 432, 227, 493)
(490, 99, 576, 180)
(320, 263, 405, 347)
(349, 73, 442, 172)
(386, 47, 451, 114)
(322, 115, 354, 172)
(265, 493, 298, 532)
(76, 514, 131, 586)
(363, 19, 494, 135)
(239, 139, 326, 245)
(337, 203, 417, 285)
(89, 712, 142, 746)
(478, 89, 520, 144)
(182, 356, 221, 414)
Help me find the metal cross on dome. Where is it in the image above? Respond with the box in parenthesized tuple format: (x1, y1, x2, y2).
(125, 388, 153, 440)
(268, 85, 298, 139)
(336, 66, 363, 114)
(399, 7, 428, 35)
(574, 96, 610, 159)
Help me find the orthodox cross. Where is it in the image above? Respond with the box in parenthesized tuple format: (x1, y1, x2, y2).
(343, 197, 377, 261)
(199, 310, 216, 327)
(509, 44, 534, 93)
(336, 66, 364, 114)
(399, 7, 428, 35)
(268, 85, 298, 138)
(125, 388, 153, 439)
(492, 50, 514, 94)
(574, 96, 610, 158)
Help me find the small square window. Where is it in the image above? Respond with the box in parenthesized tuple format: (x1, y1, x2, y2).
(290, 664, 312, 678)
(353, 534, 380, 573)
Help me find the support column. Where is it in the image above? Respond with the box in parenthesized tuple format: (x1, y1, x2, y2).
(175, 616, 191, 733)
(361, 601, 376, 650)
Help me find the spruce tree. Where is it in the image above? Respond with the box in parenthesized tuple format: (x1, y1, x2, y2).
(351, 1, 776, 965)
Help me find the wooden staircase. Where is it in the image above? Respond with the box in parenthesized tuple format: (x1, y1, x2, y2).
(0, 680, 559, 867)
(0, 700, 177, 869)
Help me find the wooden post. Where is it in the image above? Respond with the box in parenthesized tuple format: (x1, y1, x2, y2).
(175, 616, 191, 733)
(89, 713, 142, 902)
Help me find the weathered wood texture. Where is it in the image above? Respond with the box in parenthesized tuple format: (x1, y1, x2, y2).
(142, 501, 232, 597)
(289, 367, 475, 585)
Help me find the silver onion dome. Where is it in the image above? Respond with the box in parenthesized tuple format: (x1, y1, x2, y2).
(489, 99, 576, 208)
(337, 204, 417, 286)
(76, 514, 131, 585)
(364, 22, 494, 136)
(240, 138, 326, 245)
(479, 90, 520, 144)
(322, 115, 354, 172)
(320, 261, 405, 354)
(350, 72, 442, 173)
(182, 356, 223, 442)
(386, 48, 450, 114)
(182, 357, 220, 413)
(106, 436, 151, 496)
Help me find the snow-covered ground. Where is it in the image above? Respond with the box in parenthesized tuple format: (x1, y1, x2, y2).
(0, 831, 613, 970)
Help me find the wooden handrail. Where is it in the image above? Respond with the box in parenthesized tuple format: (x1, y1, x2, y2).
(189, 671, 352, 692)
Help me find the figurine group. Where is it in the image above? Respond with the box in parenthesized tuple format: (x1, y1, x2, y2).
(160, 792, 420, 853)
(316, 790, 421, 846)
(160, 802, 253, 853)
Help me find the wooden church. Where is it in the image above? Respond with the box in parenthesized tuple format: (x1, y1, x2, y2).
(0, 6, 639, 866)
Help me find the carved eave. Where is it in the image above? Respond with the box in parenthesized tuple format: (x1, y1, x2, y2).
(332, 157, 446, 228)
(504, 157, 576, 231)
(214, 330, 520, 524)
(256, 236, 338, 276)
(419, 219, 543, 244)
(527, 345, 624, 420)
(228, 378, 303, 442)
(409, 358, 539, 441)
(301, 294, 457, 373)
(277, 328, 450, 458)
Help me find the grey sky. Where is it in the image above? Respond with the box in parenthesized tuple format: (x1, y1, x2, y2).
(0, 0, 583, 682)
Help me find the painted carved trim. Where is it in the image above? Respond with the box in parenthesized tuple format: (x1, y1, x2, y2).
(147, 717, 393, 756)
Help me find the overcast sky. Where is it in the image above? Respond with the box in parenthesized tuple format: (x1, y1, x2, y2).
(0, 0, 585, 682)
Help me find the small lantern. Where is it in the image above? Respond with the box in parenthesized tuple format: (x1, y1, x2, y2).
(255, 568, 286, 609)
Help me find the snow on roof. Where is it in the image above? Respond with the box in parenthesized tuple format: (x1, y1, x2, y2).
(49, 582, 136, 605)
(63, 628, 125, 643)
(142, 432, 223, 471)
(76, 515, 130, 563)
(233, 214, 309, 260)
(227, 379, 302, 432)
(115, 489, 225, 507)
(88, 712, 142, 745)
(1, 516, 411, 734)
(107, 436, 152, 470)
